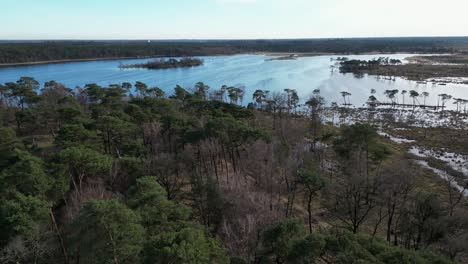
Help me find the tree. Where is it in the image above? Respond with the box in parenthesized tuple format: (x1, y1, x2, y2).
(286, 232, 326, 263)
(54, 124, 98, 149)
(0, 150, 52, 197)
(135, 81, 148, 97)
(96, 115, 138, 157)
(401, 90, 407, 105)
(142, 227, 228, 264)
(444, 175, 468, 216)
(227, 87, 244, 105)
(127, 177, 228, 264)
(0, 192, 49, 246)
(39, 81, 74, 136)
(212, 86, 227, 102)
(421, 92, 430, 106)
(121, 82, 132, 96)
(439, 94, 452, 110)
(265, 92, 287, 130)
(340, 91, 351, 106)
(257, 219, 306, 264)
(305, 92, 325, 140)
(252, 89, 269, 108)
(147, 87, 165, 98)
(409, 90, 420, 109)
(0, 84, 9, 107)
(85, 83, 105, 104)
(384, 89, 399, 106)
(284, 89, 299, 114)
(194, 82, 210, 100)
(368, 95, 378, 105)
(5, 77, 40, 110)
(0, 126, 19, 169)
(220, 85, 228, 102)
(298, 168, 325, 233)
(127, 177, 190, 234)
(172, 85, 189, 103)
(58, 147, 112, 194)
(378, 159, 415, 244)
(68, 199, 145, 264)
(332, 124, 389, 234)
(398, 192, 444, 250)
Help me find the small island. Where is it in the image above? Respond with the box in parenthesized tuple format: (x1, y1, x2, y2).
(119, 57, 203, 69)
(265, 54, 298, 61)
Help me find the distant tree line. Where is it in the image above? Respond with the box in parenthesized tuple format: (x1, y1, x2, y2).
(339, 57, 403, 73)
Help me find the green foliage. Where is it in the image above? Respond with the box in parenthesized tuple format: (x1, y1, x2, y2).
(0, 150, 51, 197)
(333, 123, 390, 165)
(298, 168, 325, 191)
(257, 219, 307, 263)
(256, 220, 454, 264)
(127, 176, 190, 234)
(58, 147, 112, 191)
(128, 96, 177, 121)
(69, 199, 145, 264)
(143, 227, 228, 264)
(129, 177, 229, 263)
(204, 115, 269, 147)
(0, 126, 19, 169)
(58, 147, 112, 174)
(184, 99, 254, 119)
(287, 233, 327, 263)
(0, 192, 49, 245)
(54, 124, 98, 149)
(322, 232, 453, 264)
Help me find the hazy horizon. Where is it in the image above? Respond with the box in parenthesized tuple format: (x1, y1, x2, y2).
(2, 0, 468, 40)
(2, 36, 468, 42)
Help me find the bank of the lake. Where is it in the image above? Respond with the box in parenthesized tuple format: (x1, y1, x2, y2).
(0, 56, 157, 68)
(1, 54, 468, 110)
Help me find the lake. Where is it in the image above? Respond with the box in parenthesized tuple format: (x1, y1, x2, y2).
(1, 54, 468, 109)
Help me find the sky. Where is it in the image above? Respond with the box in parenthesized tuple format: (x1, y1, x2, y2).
(2, 0, 468, 39)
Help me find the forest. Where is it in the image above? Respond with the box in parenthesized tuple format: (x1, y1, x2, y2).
(0, 77, 467, 264)
(1, 37, 468, 64)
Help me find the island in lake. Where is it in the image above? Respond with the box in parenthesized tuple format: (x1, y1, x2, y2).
(119, 57, 203, 69)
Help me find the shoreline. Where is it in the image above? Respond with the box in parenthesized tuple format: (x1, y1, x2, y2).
(0, 51, 436, 68)
(0, 56, 161, 68)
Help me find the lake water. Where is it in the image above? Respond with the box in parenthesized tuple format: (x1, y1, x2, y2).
(1, 54, 468, 109)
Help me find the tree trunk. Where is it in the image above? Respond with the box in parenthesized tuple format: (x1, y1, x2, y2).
(307, 192, 313, 234)
(50, 208, 69, 264)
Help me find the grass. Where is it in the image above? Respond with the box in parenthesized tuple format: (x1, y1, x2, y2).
(353, 64, 468, 81)
(408, 55, 468, 65)
(393, 127, 468, 155)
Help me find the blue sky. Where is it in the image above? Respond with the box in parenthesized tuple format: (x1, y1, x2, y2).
(2, 0, 468, 39)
